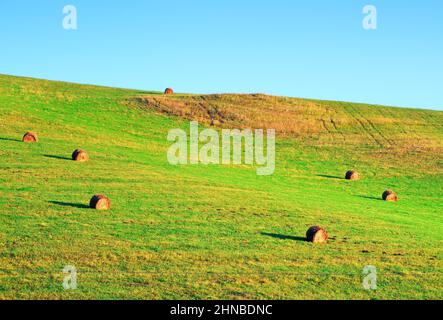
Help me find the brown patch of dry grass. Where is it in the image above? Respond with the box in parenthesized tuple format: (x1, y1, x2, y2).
(136, 94, 327, 136)
(132, 93, 443, 172)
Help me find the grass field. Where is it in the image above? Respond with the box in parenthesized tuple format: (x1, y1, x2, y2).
(0, 74, 442, 300)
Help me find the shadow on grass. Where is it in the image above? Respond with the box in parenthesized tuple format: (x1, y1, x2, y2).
(49, 201, 90, 209)
(0, 137, 22, 142)
(261, 232, 306, 242)
(44, 154, 71, 161)
(357, 195, 383, 201)
(316, 174, 344, 180)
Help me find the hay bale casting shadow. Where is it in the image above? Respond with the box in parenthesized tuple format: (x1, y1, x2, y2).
(0, 137, 22, 142)
(22, 132, 38, 143)
(49, 201, 90, 209)
(72, 149, 89, 162)
(306, 226, 329, 243)
(261, 232, 306, 242)
(44, 154, 71, 161)
(345, 170, 359, 180)
(89, 195, 111, 210)
(164, 88, 174, 95)
(317, 174, 344, 180)
(382, 190, 398, 202)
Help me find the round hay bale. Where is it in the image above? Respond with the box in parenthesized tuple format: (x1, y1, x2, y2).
(89, 195, 111, 210)
(22, 132, 38, 143)
(306, 226, 329, 243)
(382, 190, 398, 202)
(345, 170, 359, 180)
(164, 88, 174, 95)
(72, 149, 89, 162)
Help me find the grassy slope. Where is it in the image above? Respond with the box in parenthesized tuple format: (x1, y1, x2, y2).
(0, 74, 441, 299)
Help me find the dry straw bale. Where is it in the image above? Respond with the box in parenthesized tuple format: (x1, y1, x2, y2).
(345, 170, 359, 180)
(382, 190, 398, 202)
(22, 132, 38, 143)
(89, 195, 111, 210)
(164, 88, 174, 95)
(72, 149, 89, 162)
(306, 226, 329, 243)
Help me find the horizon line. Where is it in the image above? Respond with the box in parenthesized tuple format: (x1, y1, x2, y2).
(1, 72, 441, 112)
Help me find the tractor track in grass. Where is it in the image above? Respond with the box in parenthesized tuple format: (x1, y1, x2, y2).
(420, 110, 443, 133)
(342, 103, 384, 147)
(385, 107, 422, 143)
(329, 113, 347, 144)
(362, 111, 394, 147)
(323, 102, 345, 144)
(317, 103, 346, 145)
(350, 103, 393, 147)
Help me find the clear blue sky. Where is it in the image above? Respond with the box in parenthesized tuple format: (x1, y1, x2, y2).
(0, 0, 442, 110)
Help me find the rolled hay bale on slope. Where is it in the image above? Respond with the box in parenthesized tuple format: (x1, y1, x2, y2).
(164, 88, 174, 95)
(306, 226, 329, 243)
(72, 149, 89, 162)
(22, 132, 38, 143)
(345, 170, 359, 180)
(89, 195, 111, 210)
(382, 190, 398, 202)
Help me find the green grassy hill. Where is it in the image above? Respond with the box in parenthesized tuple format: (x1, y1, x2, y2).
(0, 74, 441, 299)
